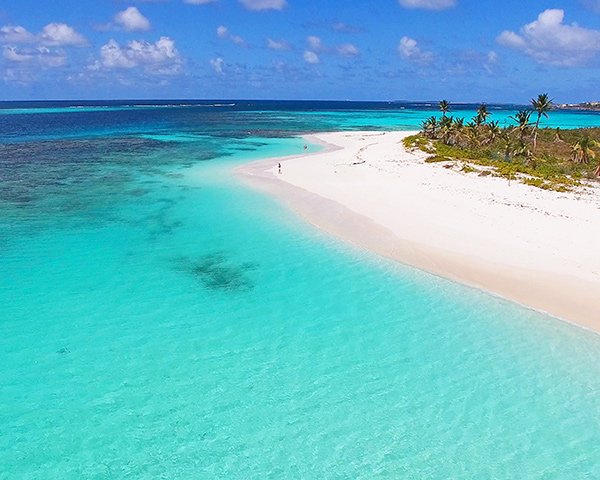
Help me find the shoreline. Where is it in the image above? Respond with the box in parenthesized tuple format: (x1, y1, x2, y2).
(237, 131, 600, 334)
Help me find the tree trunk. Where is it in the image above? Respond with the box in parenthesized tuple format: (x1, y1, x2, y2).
(533, 114, 541, 152)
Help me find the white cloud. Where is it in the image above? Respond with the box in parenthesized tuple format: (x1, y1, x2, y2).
(217, 25, 229, 38)
(2, 67, 35, 85)
(40, 23, 87, 47)
(216, 25, 245, 45)
(1, 23, 87, 47)
(303, 50, 319, 64)
(0, 25, 36, 44)
(36, 46, 68, 67)
(3, 45, 66, 68)
(497, 9, 600, 66)
(96, 40, 136, 68)
(230, 34, 244, 45)
(267, 38, 290, 50)
(398, 0, 456, 10)
(210, 57, 224, 73)
(3, 46, 33, 62)
(239, 0, 287, 11)
(303, 36, 360, 59)
(337, 43, 359, 57)
(89, 36, 182, 74)
(0, 22, 83, 83)
(307, 35, 322, 51)
(398, 36, 433, 64)
(114, 7, 151, 32)
(483, 50, 499, 74)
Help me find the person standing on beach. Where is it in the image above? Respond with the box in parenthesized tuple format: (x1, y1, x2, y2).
(278, 162, 282, 174)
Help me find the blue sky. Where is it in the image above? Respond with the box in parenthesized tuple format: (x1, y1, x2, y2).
(1, 0, 600, 102)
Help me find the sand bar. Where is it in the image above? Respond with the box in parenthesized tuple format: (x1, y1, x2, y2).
(239, 131, 600, 333)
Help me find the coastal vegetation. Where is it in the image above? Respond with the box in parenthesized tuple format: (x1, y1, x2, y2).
(404, 94, 600, 191)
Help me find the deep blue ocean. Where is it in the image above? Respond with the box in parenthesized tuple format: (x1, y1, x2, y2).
(1, 101, 600, 479)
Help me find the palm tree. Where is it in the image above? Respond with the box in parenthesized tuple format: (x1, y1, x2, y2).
(450, 117, 465, 146)
(475, 103, 490, 126)
(570, 137, 597, 164)
(439, 99, 450, 118)
(465, 121, 480, 148)
(439, 115, 454, 144)
(421, 118, 429, 137)
(421, 116, 438, 139)
(531, 93, 553, 151)
(553, 127, 563, 143)
(501, 131, 515, 162)
(509, 110, 532, 144)
(485, 120, 501, 145)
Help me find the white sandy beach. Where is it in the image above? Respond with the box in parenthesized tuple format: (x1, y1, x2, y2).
(239, 131, 600, 333)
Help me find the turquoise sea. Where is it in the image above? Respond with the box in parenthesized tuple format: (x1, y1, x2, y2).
(1, 101, 600, 479)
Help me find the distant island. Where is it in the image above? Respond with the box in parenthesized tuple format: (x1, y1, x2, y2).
(558, 102, 600, 111)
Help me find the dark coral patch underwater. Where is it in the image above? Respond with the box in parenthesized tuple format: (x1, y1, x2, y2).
(174, 253, 258, 292)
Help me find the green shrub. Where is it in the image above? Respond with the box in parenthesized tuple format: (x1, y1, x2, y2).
(403, 134, 432, 152)
(425, 155, 452, 163)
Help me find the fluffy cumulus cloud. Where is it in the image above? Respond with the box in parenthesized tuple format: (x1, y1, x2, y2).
(1, 23, 87, 47)
(1, 22, 86, 83)
(40, 23, 87, 46)
(238, 0, 287, 11)
(497, 9, 600, 66)
(398, 0, 456, 10)
(0, 25, 37, 44)
(114, 7, 151, 32)
(89, 36, 183, 75)
(398, 36, 433, 64)
(303, 50, 319, 64)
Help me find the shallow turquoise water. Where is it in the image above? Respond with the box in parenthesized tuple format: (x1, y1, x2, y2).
(1, 104, 600, 478)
